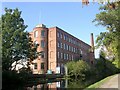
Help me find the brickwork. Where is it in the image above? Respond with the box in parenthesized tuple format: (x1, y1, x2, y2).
(29, 24, 94, 74)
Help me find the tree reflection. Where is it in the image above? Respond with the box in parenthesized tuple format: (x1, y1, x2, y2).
(67, 79, 89, 89)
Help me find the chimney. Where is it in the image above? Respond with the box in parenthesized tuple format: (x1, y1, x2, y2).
(91, 33, 94, 53)
(90, 33, 95, 64)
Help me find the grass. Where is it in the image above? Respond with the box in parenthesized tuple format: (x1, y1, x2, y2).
(85, 74, 117, 89)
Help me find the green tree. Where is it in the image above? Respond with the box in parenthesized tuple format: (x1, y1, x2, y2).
(66, 61, 75, 77)
(93, 2, 120, 69)
(66, 60, 91, 80)
(1, 8, 38, 71)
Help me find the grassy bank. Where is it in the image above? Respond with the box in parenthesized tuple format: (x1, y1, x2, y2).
(85, 74, 117, 89)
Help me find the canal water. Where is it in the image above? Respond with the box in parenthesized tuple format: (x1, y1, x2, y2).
(3, 79, 90, 89)
(24, 79, 88, 89)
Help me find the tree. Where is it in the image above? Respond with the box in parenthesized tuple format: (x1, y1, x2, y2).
(66, 60, 91, 80)
(82, 0, 120, 7)
(93, 2, 120, 69)
(95, 50, 119, 79)
(1, 8, 38, 71)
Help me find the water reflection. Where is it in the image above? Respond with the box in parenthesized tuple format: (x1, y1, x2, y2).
(26, 81, 63, 89)
(26, 78, 87, 90)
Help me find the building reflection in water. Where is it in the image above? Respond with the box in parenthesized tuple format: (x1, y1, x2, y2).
(26, 80, 66, 90)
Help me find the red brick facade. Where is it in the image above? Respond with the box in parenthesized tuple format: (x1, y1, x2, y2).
(29, 24, 94, 74)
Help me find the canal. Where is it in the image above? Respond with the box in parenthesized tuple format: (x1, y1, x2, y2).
(3, 77, 92, 89)
(23, 78, 89, 89)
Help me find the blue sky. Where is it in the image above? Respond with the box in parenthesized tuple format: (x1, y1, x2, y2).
(2, 2, 106, 58)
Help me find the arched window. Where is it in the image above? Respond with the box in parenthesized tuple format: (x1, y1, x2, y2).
(34, 30, 38, 38)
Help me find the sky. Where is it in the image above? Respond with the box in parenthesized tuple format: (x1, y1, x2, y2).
(1, 2, 106, 58)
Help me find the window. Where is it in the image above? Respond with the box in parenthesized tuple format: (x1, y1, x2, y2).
(76, 41, 78, 46)
(76, 41, 77, 45)
(78, 42, 79, 46)
(66, 45, 68, 50)
(66, 35, 67, 41)
(41, 63, 44, 69)
(72, 47, 73, 52)
(58, 52, 60, 59)
(64, 34, 66, 40)
(66, 36, 69, 41)
(72, 55, 74, 60)
(71, 39, 72, 43)
(34, 63, 37, 69)
(64, 43, 66, 50)
(60, 33, 62, 39)
(74, 41, 76, 45)
(58, 42, 60, 48)
(68, 45, 69, 51)
(41, 51, 45, 58)
(57, 32, 60, 38)
(61, 43, 63, 48)
(64, 53, 67, 60)
(34, 31, 38, 38)
(69, 38, 71, 42)
(69, 46, 71, 51)
(41, 40, 45, 48)
(72, 39, 74, 44)
(41, 30, 45, 37)
(80, 49, 83, 54)
(65, 44, 67, 50)
(61, 53, 63, 59)
(74, 48, 76, 53)
(76, 48, 78, 53)
(67, 54, 69, 60)
(74, 40, 75, 45)
(64, 53, 66, 60)
(70, 46, 72, 52)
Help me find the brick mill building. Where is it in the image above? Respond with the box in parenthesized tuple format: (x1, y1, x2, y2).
(29, 24, 94, 74)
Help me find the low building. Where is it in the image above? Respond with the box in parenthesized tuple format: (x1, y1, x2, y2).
(29, 24, 94, 74)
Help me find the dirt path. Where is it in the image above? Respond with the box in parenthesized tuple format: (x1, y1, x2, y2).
(99, 74, 120, 89)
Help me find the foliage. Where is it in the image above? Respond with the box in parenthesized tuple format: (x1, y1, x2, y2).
(2, 70, 31, 89)
(66, 60, 91, 80)
(93, 2, 120, 69)
(67, 79, 86, 88)
(95, 50, 119, 79)
(3, 70, 25, 85)
(1, 8, 38, 71)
